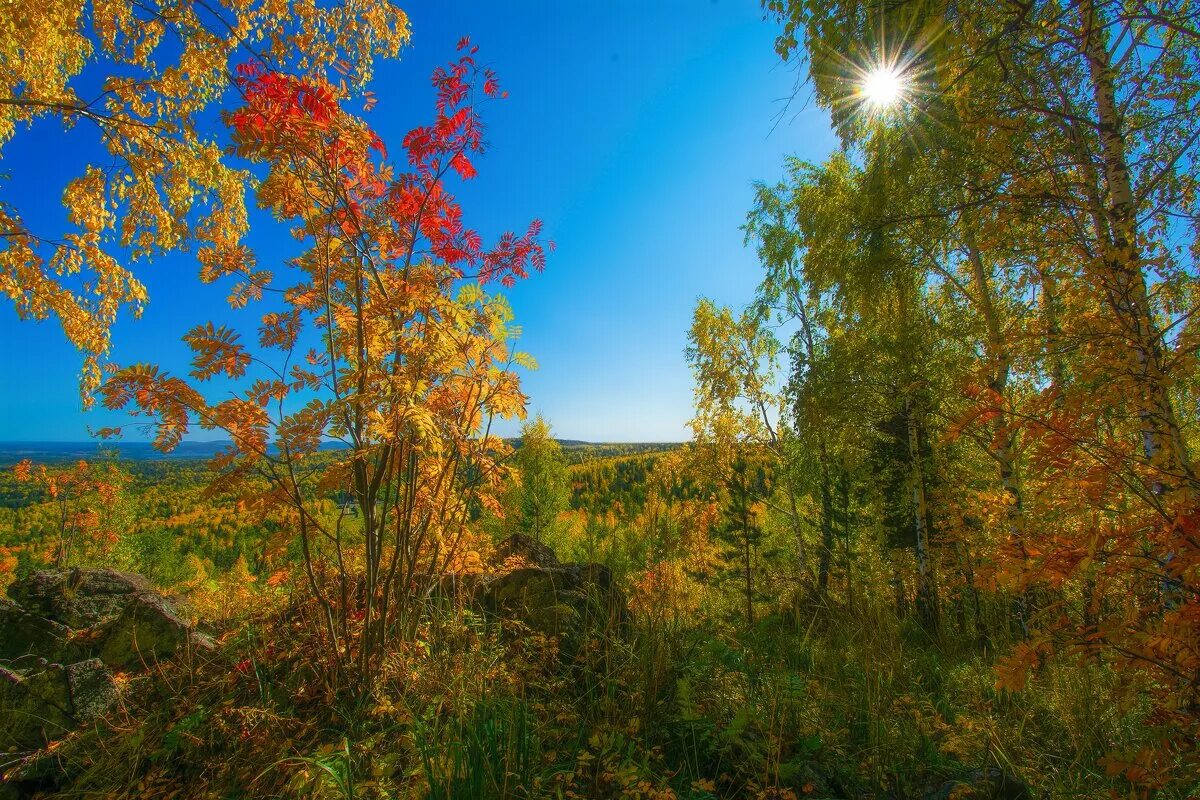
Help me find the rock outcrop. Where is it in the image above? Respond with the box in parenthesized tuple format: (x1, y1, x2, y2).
(0, 569, 212, 752)
(492, 533, 562, 569)
(8, 569, 152, 629)
(925, 768, 1032, 800)
(479, 536, 628, 645)
(98, 591, 208, 669)
(0, 598, 79, 664)
(0, 659, 117, 749)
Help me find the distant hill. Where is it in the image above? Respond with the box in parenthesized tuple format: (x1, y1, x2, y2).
(552, 441, 684, 464)
(0, 439, 683, 466)
(0, 440, 347, 466)
(0, 441, 232, 465)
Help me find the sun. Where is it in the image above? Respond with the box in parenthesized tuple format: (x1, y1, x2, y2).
(859, 66, 905, 109)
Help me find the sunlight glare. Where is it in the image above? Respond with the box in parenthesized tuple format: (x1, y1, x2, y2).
(860, 66, 904, 109)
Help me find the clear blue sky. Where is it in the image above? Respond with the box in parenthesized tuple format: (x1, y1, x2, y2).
(0, 0, 837, 443)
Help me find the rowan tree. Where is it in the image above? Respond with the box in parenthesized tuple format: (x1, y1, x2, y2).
(12, 458, 126, 569)
(100, 41, 549, 692)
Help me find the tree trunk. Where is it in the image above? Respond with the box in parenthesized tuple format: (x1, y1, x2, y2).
(840, 469, 854, 610)
(793, 296, 827, 595)
(1039, 267, 1068, 398)
(783, 475, 809, 592)
(964, 235, 1031, 637)
(906, 396, 939, 634)
(817, 452, 835, 597)
(1076, 0, 1195, 496)
(743, 516, 754, 629)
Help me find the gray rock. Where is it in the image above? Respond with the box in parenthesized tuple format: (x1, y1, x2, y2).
(0, 598, 79, 664)
(925, 768, 1031, 800)
(0, 665, 75, 749)
(97, 592, 193, 669)
(0, 568, 210, 762)
(481, 562, 627, 640)
(8, 569, 153, 629)
(493, 534, 562, 569)
(64, 658, 117, 722)
(190, 631, 218, 653)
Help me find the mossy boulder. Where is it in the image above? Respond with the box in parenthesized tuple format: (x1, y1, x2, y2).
(97, 592, 211, 670)
(0, 659, 116, 750)
(8, 569, 152, 629)
(492, 534, 562, 569)
(0, 664, 72, 750)
(1, 570, 210, 674)
(484, 568, 576, 634)
(481, 562, 627, 642)
(0, 568, 214, 761)
(0, 598, 81, 665)
(925, 768, 1031, 800)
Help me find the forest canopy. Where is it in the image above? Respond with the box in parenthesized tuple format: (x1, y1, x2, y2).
(2, 1, 1199, 798)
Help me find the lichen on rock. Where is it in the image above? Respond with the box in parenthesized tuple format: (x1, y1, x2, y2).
(1, 568, 213, 755)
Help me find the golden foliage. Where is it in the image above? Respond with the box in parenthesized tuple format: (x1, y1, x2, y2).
(0, 0, 410, 401)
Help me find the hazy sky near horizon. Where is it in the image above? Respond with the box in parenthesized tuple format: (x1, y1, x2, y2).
(0, 0, 838, 443)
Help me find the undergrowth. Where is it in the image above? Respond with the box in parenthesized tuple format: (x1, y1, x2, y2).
(10, 589, 1188, 800)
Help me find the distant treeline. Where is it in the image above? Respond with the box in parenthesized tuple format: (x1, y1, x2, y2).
(557, 442, 681, 465)
(0, 440, 682, 467)
(569, 451, 713, 516)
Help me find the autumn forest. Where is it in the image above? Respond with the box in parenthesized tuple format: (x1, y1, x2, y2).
(1, 1, 1199, 798)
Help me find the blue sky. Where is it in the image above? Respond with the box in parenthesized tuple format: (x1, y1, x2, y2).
(0, 0, 837, 443)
